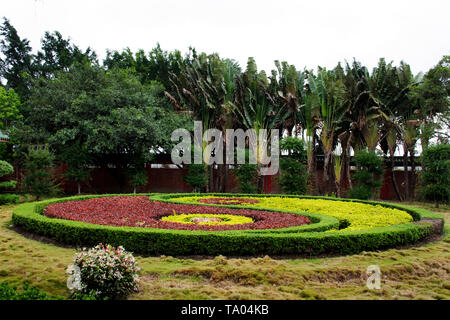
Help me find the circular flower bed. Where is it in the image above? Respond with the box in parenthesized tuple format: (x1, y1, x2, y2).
(11, 193, 443, 256)
(43, 196, 311, 231)
(197, 197, 260, 205)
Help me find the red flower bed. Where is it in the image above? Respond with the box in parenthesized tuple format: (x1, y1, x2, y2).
(43, 196, 310, 231)
(197, 197, 260, 205)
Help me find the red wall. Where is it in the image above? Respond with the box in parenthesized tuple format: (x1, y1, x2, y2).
(10, 164, 417, 200)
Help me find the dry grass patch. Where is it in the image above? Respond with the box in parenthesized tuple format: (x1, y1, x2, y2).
(1, 200, 449, 300)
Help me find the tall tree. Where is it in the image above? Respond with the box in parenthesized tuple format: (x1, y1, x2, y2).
(411, 55, 450, 148)
(307, 67, 349, 195)
(12, 63, 191, 192)
(104, 44, 189, 91)
(0, 86, 21, 131)
(234, 58, 289, 191)
(167, 53, 241, 192)
(0, 18, 34, 102)
(35, 30, 97, 78)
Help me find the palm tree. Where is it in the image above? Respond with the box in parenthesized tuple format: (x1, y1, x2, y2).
(375, 60, 419, 200)
(233, 58, 290, 191)
(270, 61, 308, 137)
(166, 53, 240, 192)
(307, 67, 349, 194)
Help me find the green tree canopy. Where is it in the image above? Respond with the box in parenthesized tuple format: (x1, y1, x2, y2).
(12, 63, 191, 173)
(0, 86, 21, 131)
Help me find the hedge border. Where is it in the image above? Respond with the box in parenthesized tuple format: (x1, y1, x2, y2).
(11, 193, 443, 256)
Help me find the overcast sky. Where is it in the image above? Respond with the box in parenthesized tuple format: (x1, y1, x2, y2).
(2, 0, 450, 75)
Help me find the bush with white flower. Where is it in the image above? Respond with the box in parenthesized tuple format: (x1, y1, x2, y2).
(67, 243, 140, 299)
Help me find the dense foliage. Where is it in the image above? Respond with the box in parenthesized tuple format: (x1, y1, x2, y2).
(0, 282, 51, 300)
(279, 137, 308, 194)
(184, 164, 207, 192)
(0, 159, 16, 189)
(0, 159, 18, 204)
(349, 150, 384, 200)
(22, 146, 60, 200)
(0, 17, 448, 200)
(420, 143, 450, 207)
(234, 164, 258, 193)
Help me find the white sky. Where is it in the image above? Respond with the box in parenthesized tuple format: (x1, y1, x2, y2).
(2, 0, 449, 75)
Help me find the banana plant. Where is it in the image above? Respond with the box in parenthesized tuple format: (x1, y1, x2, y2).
(234, 58, 290, 157)
(307, 68, 349, 193)
(165, 53, 240, 191)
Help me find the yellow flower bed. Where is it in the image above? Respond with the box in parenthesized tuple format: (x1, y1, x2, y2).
(173, 196, 413, 231)
(161, 213, 254, 226)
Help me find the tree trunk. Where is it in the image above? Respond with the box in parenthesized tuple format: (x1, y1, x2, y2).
(214, 165, 219, 193)
(346, 146, 352, 190)
(323, 151, 332, 195)
(307, 135, 320, 196)
(205, 165, 210, 193)
(209, 165, 214, 192)
(410, 150, 416, 200)
(390, 155, 403, 201)
(403, 144, 410, 200)
(307, 142, 316, 195)
(222, 165, 228, 193)
(77, 182, 81, 195)
(133, 187, 136, 194)
(338, 151, 347, 198)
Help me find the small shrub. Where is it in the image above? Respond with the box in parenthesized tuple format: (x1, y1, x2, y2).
(68, 243, 140, 300)
(348, 185, 372, 201)
(279, 137, 308, 194)
(349, 150, 384, 200)
(234, 164, 258, 193)
(60, 142, 92, 195)
(0, 282, 50, 300)
(279, 158, 308, 194)
(128, 170, 148, 194)
(184, 164, 207, 192)
(0, 159, 16, 190)
(420, 143, 450, 207)
(22, 145, 60, 200)
(0, 193, 19, 205)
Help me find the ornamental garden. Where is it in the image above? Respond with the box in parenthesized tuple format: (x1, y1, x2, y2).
(11, 193, 443, 257)
(0, 17, 449, 300)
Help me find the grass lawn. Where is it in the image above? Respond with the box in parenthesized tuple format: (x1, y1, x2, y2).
(0, 200, 449, 300)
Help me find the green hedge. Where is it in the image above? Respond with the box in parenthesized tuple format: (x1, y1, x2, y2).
(0, 194, 20, 205)
(11, 193, 443, 256)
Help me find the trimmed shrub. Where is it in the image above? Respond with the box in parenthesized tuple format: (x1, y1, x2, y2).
(0, 159, 16, 190)
(420, 143, 450, 207)
(0, 193, 19, 205)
